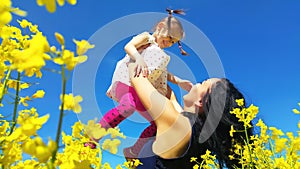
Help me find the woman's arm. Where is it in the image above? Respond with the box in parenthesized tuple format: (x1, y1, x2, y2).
(129, 63, 192, 158)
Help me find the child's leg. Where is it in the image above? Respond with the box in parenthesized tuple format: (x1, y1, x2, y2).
(123, 121, 157, 158)
(99, 92, 136, 129)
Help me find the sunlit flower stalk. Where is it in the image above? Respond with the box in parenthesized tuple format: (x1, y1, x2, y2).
(268, 139, 276, 163)
(50, 59, 67, 168)
(8, 72, 20, 135)
(243, 125, 254, 168)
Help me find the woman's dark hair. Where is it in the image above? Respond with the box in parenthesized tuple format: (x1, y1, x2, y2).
(197, 78, 254, 169)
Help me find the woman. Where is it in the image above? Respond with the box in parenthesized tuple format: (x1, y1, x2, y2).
(129, 63, 253, 169)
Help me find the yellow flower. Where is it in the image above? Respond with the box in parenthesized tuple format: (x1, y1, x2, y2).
(62, 132, 72, 144)
(36, 0, 76, 13)
(269, 126, 284, 139)
(53, 49, 87, 70)
(133, 159, 143, 167)
(32, 90, 45, 98)
(190, 157, 197, 162)
(228, 154, 235, 160)
(22, 137, 57, 163)
(116, 164, 123, 169)
(10, 7, 27, 17)
(0, 121, 9, 136)
(274, 138, 288, 153)
(29, 24, 39, 33)
(18, 19, 31, 29)
(55, 32, 65, 45)
(84, 120, 107, 140)
(11, 32, 49, 73)
(1, 140, 22, 166)
(24, 67, 43, 78)
(102, 139, 121, 154)
(67, 0, 77, 5)
(0, 0, 12, 26)
(107, 127, 126, 139)
(293, 108, 300, 114)
(18, 19, 39, 33)
(20, 83, 30, 89)
(73, 39, 95, 55)
(60, 93, 83, 113)
(7, 80, 29, 90)
(229, 125, 236, 137)
(57, 0, 65, 6)
(102, 162, 112, 169)
(20, 96, 31, 106)
(36, 0, 56, 13)
(123, 159, 142, 168)
(235, 98, 244, 107)
(193, 164, 199, 169)
(71, 121, 83, 138)
(19, 113, 50, 136)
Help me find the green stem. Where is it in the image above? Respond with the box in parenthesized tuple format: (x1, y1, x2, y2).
(0, 69, 12, 104)
(268, 139, 276, 160)
(50, 65, 66, 167)
(244, 125, 254, 169)
(8, 72, 21, 135)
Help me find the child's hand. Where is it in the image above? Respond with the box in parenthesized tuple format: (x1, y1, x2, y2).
(178, 80, 193, 92)
(135, 58, 148, 77)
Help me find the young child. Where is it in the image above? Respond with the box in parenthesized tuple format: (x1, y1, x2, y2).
(88, 9, 193, 159)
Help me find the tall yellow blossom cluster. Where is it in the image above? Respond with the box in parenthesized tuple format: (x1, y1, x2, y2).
(228, 100, 300, 168)
(55, 120, 141, 169)
(0, 3, 135, 168)
(190, 150, 219, 169)
(52, 32, 94, 71)
(191, 100, 300, 169)
(0, 108, 55, 168)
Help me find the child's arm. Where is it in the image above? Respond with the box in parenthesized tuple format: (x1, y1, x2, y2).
(167, 72, 193, 92)
(124, 32, 151, 77)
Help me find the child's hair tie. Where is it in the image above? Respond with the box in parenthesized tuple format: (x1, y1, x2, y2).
(166, 8, 185, 16)
(178, 41, 189, 56)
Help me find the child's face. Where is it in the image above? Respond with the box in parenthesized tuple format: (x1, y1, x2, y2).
(156, 35, 179, 49)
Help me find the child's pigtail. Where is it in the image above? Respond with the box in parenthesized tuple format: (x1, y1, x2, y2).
(178, 41, 189, 56)
(166, 8, 188, 56)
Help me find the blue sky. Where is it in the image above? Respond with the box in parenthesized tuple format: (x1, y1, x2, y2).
(5, 0, 300, 167)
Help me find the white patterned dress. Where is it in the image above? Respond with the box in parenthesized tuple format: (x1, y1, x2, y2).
(106, 34, 171, 102)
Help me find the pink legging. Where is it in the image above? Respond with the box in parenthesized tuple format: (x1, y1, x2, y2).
(99, 84, 156, 157)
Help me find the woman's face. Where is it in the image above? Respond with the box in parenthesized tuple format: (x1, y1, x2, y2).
(183, 78, 220, 112)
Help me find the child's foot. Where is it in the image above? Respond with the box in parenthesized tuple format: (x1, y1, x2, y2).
(123, 147, 138, 161)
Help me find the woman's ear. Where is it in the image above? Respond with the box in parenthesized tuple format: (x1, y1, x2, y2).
(194, 99, 203, 107)
(195, 99, 204, 114)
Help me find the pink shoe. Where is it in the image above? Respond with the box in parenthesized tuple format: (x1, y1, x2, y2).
(84, 142, 97, 149)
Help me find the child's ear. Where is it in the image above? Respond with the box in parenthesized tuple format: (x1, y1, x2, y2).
(156, 22, 165, 30)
